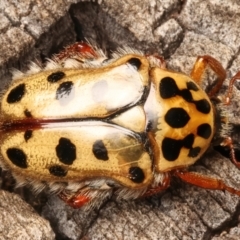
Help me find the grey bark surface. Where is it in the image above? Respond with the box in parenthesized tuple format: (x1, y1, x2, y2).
(0, 190, 55, 239)
(1, 0, 240, 239)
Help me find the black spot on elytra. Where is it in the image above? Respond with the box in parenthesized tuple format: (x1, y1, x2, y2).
(129, 167, 144, 183)
(159, 78, 211, 114)
(47, 71, 65, 83)
(56, 81, 73, 100)
(197, 123, 212, 139)
(159, 77, 179, 99)
(127, 58, 142, 70)
(7, 148, 27, 168)
(24, 109, 32, 118)
(162, 138, 183, 161)
(49, 165, 67, 177)
(188, 147, 201, 158)
(165, 108, 190, 128)
(24, 130, 33, 142)
(187, 81, 199, 91)
(7, 83, 25, 103)
(56, 138, 76, 165)
(195, 99, 211, 114)
(92, 140, 109, 161)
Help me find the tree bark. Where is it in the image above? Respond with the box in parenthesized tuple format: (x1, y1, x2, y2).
(1, 0, 240, 239)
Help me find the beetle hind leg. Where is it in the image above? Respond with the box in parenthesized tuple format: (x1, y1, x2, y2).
(58, 191, 91, 209)
(54, 41, 107, 68)
(58, 188, 113, 209)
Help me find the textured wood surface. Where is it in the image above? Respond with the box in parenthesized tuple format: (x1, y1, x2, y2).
(1, 0, 240, 239)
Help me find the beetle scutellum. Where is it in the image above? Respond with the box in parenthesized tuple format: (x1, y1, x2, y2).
(0, 42, 240, 209)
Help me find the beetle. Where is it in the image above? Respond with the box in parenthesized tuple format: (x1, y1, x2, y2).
(0, 42, 240, 209)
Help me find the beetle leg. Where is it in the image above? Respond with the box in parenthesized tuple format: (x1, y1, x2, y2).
(53, 41, 107, 68)
(55, 42, 99, 61)
(173, 169, 240, 196)
(222, 71, 240, 105)
(58, 191, 91, 209)
(191, 55, 226, 97)
(142, 173, 171, 197)
(220, 137, 240, 168)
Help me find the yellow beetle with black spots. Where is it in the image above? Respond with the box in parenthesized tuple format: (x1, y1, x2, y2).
(0, 42, 240, 209)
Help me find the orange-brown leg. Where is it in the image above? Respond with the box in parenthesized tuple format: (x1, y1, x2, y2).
(221, 137, 240, 168)
(173, 169, 240, 196)
(218, 72, 240, 167)
(191, 55, 226, 97)
(55, 42, 99, 61)
(58, 191, 91, 209)
(142, 173, 171, 197)
(223, 71, 240, 105)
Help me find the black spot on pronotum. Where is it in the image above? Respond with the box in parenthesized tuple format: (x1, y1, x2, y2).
(165, 108, 190, 128)
(129, 167, 145, 183)
(127, 58, 142, 70)
(92, 140, 109, 161)
(162, 138, 182, 161)
(7, 148, 27, 168)
(56, 81, 73, 100)
(49, 165, 67, 177)
(158, 77, 211, 116)
(180, 89, 193, 102)
(197, 123, 212, 139)
(56, 138, 76, 165)
(195, 99, 211, 114)
(7, 83, 25, 103)
(188, 147, 201, 158)
(47, 71, 66, 83)
(187, 81, 199, 91)
(183, 134, 194, 149)
(24, 109, 32, 118)
(159, 77, 179, 99)
(24, 130, 33, 142)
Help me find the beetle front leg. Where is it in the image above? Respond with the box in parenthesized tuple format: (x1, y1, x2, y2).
(173, 169, 240, 196)
(216, 71, 240, 168)
(191, 55, 226, 97)
(220, 137, 240, 169)
(222, 71, 240, 105)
